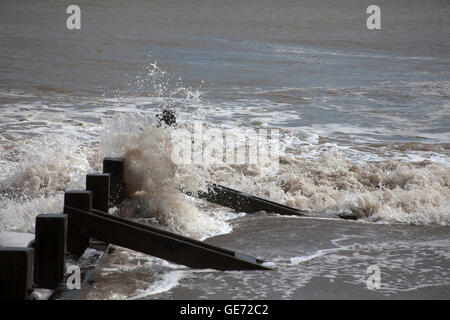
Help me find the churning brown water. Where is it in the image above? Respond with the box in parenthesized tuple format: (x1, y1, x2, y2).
(1, 0, 449, 299)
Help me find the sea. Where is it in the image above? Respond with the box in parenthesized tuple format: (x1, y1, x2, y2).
(0, 0, 449, 299)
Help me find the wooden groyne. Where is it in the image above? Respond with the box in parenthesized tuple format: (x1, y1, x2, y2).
(0, 157, 270, 300)
(194, 183, 308, 216)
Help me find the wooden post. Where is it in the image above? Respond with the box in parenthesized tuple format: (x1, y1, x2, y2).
(33, 214, 68, 289)
(0, 247, 34, 300)
(64, 190, 92, 256)
(103, 157, 125, 207)
(86, 173, 110, 213)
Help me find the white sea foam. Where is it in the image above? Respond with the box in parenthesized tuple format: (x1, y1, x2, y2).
(1, 56, 449, 241)
(99, 113, 233, 239)
(1, 108, 448, 238)
(128, 270, 186, 300)
(0, 231, 34, 247)
(97, 110, 450, 228)
(0, 134, 96, 232)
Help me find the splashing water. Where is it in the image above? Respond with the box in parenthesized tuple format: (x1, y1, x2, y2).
(99, 113, 232, 239)
(0, 135, 96, 232)
(1, 58, 449, 238)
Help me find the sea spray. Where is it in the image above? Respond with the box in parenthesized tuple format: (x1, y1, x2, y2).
(207, 149, 450, 225)
(0, 134, 95, 232)
(98, 110, 450, 228)
(99, 113, 231, 240)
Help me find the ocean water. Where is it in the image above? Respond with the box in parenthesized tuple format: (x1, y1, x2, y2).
(0, 0, 449, 299)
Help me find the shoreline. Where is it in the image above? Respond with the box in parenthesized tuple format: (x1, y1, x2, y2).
(81, 215, 450, 300)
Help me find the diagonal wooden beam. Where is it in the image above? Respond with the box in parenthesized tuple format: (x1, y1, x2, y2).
(89, 208, 265, 264)
(65, 206, 270, 271)
(194, 183, 308, 216)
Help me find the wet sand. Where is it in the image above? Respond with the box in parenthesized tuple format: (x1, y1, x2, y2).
(86, 215, 450, 300)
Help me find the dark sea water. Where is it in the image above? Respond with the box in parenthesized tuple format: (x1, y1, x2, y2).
(0, 0, 449, 299)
